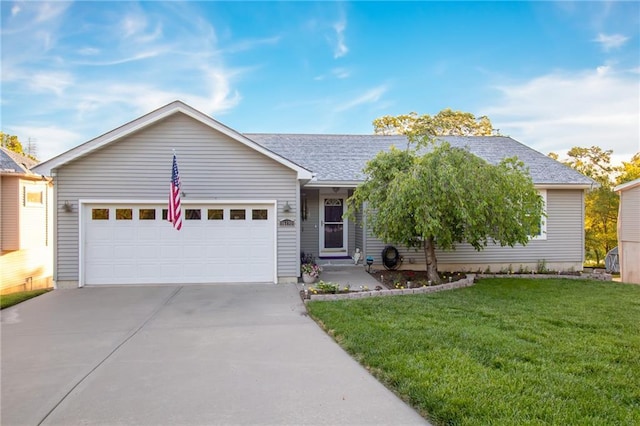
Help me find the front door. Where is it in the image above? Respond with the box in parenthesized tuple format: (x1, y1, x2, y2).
(319, 196, 348, 257)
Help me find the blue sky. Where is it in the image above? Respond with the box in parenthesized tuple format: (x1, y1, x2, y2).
(2, 1, 639, 164)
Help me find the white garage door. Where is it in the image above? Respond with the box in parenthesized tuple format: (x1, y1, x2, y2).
(82, 203, 275, 285)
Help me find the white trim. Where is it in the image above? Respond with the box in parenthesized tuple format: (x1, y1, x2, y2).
(614, 178, 640, 193)
(530, 189, 547, 241)
(295, 181, 302, 277)
(78, 199, 278, 286)
(305, 180, 360, 188)
(33, 101, 313, 180)
(534, 184, 595, 190)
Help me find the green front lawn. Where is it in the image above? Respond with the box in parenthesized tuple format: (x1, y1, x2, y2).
(307, 278, 640, 426)
(1, 289, 51, 310)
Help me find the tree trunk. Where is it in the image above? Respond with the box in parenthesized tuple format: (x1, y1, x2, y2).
(424, 236, 442, 284)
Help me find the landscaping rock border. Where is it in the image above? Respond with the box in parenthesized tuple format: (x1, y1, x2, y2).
(477, 271, 612, 281)
(307, 274, 476, 302)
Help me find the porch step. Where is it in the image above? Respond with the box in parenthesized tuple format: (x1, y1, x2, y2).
(317, 258, 358, 266)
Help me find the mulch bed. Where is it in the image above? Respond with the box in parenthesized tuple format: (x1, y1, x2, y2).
(368, 269, 467, 289)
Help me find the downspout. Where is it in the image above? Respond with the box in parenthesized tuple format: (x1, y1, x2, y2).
(51, 171, 58, 289)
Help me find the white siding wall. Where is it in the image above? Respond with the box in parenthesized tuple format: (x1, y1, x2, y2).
(363, 189, 585, 271)
(0, 177, 53, 294)
(54, 113, 299, 283)
(619, 185, 640, 284)
(619, 186, 640, 243)
(20, 180, 50, 249)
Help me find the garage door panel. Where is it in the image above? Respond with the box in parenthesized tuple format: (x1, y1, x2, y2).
(84, 203, 275, 285)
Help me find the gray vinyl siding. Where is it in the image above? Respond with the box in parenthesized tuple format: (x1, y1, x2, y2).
(347, 189, 356, 256)
(354, 203, 364, 254)
(620, 186, 640, 242)
(300, 189, 320, 259)
(54, 113, 298, 281)
(363, 189, 585, 268)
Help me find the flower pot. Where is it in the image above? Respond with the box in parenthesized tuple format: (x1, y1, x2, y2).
(302, 273, 317, 284)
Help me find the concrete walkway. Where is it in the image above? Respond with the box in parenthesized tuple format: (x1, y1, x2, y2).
(311, 264, 383, 289)
(1, 283, 429, 425)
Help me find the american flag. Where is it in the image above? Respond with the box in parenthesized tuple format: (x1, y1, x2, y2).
(168, 153, 182, 230)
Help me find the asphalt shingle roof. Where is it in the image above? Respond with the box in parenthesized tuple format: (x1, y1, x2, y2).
(246, 134, 595, 186)
(0, 147, 38, 173)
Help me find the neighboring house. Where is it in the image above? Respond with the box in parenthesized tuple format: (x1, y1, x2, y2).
(32, 101, 595, 288)
(614, 178, 640, 284)
(1, 147, 53, 294)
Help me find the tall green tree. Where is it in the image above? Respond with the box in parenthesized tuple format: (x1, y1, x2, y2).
(373, 109, 496, 137)
(348, 139, 544, 283)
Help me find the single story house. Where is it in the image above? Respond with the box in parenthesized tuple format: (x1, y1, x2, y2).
(614, 178, 640, 284)
(33, 101, 595, 287)
(1, 147, 53, 294)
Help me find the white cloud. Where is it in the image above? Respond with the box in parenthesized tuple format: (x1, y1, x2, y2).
(333, 16, 348, 58)
(336, 85, 387, 112)
(483, 67, 640, 165)
(11, 4, 21, 16)
(593, 33, 629, 51)
(29, 71, 74, 96)
(77, 47, 100, 56)
(8, 125, 84, 162)
(223, 36, 281, 54)
(332, 67, 351, 79)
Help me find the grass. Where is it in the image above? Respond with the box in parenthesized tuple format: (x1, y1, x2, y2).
(307, 278, 640, 426)
(1, 288, 52, 310)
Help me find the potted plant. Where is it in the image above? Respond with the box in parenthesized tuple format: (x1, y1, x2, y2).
(301, 262, 321, 284)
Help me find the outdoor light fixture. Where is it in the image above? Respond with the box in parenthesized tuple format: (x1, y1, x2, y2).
(366, 256, 374, 272)
(62, 200, 72, 213)
(283, 201, 292, 212)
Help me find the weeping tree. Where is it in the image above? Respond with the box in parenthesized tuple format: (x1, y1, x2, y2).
(348, 139, 544, 284)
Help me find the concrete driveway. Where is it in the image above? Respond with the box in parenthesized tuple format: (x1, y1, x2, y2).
(1, 284, 428, 425)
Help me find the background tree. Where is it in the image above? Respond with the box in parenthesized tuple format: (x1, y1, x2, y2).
(1, 132, 24, 154)
(348, 139, 544, 283)
(0, 132, 38, 160)
(548, 146, 620, 266)
(373, 109, 497, 137)
(616, 152, 640, 185)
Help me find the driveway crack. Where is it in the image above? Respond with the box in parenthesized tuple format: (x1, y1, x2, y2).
(37, 286, 183, 425)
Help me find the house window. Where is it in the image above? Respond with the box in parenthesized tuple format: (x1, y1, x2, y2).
(92, 209, 109, 220)
(230, 209, 246, 220)
(208, 209, 224, 220)
(139, 209, 156, 220)
(24, 188, 44, 206)
(116, 209, 133, 220)
(530, 190, 547, 240)
(252, 209, 268, 220)
(185, 209, 201, 220)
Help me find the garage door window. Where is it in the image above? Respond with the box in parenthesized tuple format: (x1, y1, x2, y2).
(252, 209, 268, 220)
(139, 209, 156, 220)
(92, 209, 109, 220)
(185, 209, 201, 220)
(230, 209, 246, 220)
(116, 209, 133, 220)
(208, 209, 224, 220)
